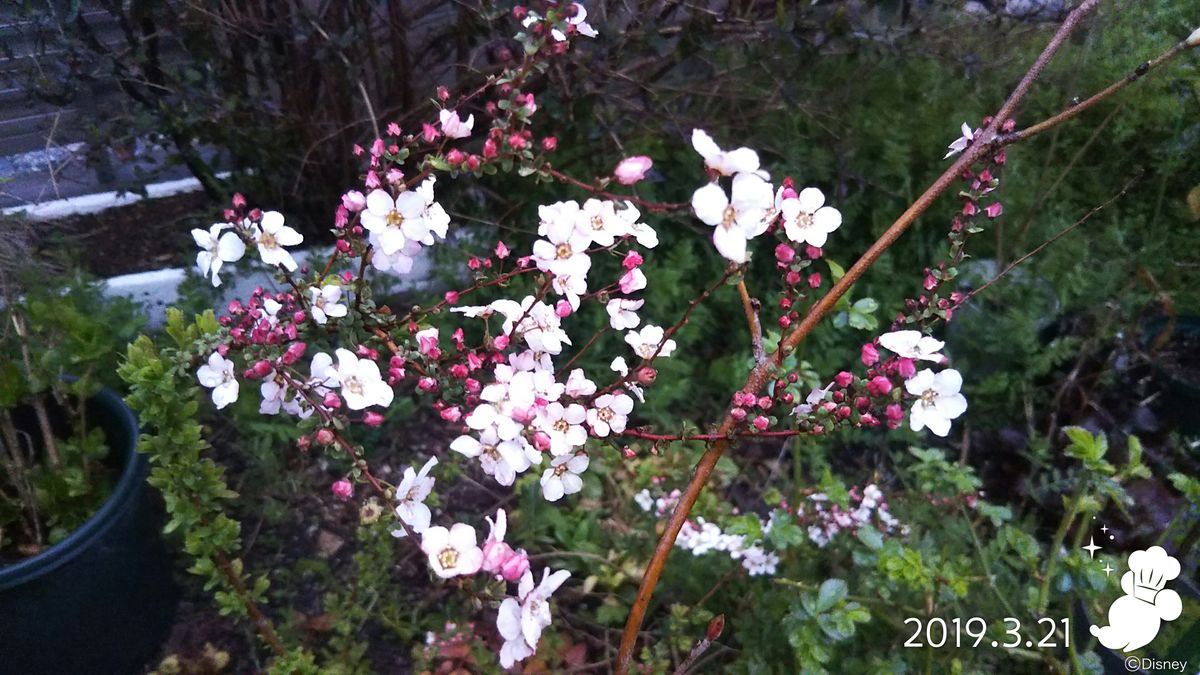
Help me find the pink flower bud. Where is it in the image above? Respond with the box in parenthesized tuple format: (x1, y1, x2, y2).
(437, 85, 450, 101)
(316, 428, 335, 445)
(418, 377, 438, 392)
(495, 240, 510, 259)
(483, 138, 499, 159)
(623, 251, 644, 269)
(283, 342, 307, 364)
(440, 406, 462, 423)
(331, 479, 353, 500)
(775, 243, 796, 264)
(778, 315, 792, 328)
(785, 270, 802, 286)
(251, 360, 273, 378)
(492, 335, 510, 351)
(231, 193, 247, 208)
(866, 376, 892, 396)
(446, 149, 466, 166)
(984, 202, 1003, 219)
(962, 201, 978, 217)
(807, 273, 822, 288)
(482, 540, 514, 574)
(860, 413, 879, 426)
(752, 415, 770, 431)
(422, 123, 439, 143)
(323, 392, 343, 409)
(757, 395, 772, 409)
(613, 156, 653, 185)
(386, 122, 401, 136)
(541, 137, 557, 152)
(837, 405, 852, 419)
(465, 155, 481, 171)
(507, 133, 526, 151)
(363, 411, 385, 427)
(885, 403, 904, 426)
(342, 190, 367, 212)
(336, 239, 351, 253)
(730, 407, 747, 421)
(897, 358, 916, 379)
(499, 549, 530, 582)
(861, 343, 880, 366)
(834, 371, 854, 388)
(805, 245, 823, 259)
(532, 431, 552, 452)
(555, 300, 573, 318)
(636, 367, 657, 386)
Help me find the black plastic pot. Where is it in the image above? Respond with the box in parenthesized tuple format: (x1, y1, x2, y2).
(0, 386, 179, 674)
(1143, 315, 1200, 435)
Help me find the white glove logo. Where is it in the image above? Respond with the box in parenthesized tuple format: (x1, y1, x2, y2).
(1089, 546, 1182, 652)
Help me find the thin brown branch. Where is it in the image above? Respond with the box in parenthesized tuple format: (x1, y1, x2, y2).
(963, 173, 1139, 302)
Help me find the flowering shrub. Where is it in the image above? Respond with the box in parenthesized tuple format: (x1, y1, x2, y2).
(118, 3, 1200, 672)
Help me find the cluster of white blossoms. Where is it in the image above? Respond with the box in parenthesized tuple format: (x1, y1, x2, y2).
(197, 347, 393, 414)
(877, 330, 968, 437)
(192, 210, 305, 286)
(690, 129, 842, 263)
(449, 196, 670, 501)
(635, 489, 780, 576)
(351, 176, 452, 276)
(802, 484, 903, 548)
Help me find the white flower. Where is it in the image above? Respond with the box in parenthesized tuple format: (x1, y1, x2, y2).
(905, 368, 968, 437)
(779, 187, 842, 248)
(740, 546, 780, 576)
(565, 3, 598, 38)
(634, 489, 654, 512)
(360, 189, 426, 255)
(625, 324, 677, 360)
(879, 330, 945, 363)
(451, 429, 535, 486)
(606, 298, 644, 330)
(944, 122, 976, 160)
(309, 285, 348, 325)
(564, 368, 596, 397)
(438, 109, 475, 139)
(576, 198, 628, 247)
(692, 172, 774, 263)
(532, 216, 592, 280)
(496, 568, 571, 668)
(537, 200, 581, 237)
(536, 402, 588, 456)
(191, 223, 245, 287)
(369, 234, 421, 275)
(392, 456, 438, 538)
(197, 352, 239, 409)
(328, 348, 394, 410)
(691, 129, 761, 176)
(259, 371, 311, 418)
(253, 211, 303, 271)
(413, 176, 451, 245)
(540, 453, 589, 501)
(420, 523, 484, 578)
(588, 393, 633, 437)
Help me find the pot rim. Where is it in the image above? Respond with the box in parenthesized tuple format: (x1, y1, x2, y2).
(0, 385, 146, 590)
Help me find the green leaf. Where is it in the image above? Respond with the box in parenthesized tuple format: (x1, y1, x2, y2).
(816, 578, 848, 613)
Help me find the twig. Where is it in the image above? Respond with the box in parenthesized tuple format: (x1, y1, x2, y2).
(735, 279, 765, 364)
(962, 174, 1138, 303)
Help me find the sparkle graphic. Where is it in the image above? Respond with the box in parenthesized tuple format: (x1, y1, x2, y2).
(1101, 525, 1109, 534)
(1102, 562, 1115, 576)
(1082, 536, 1102, 559)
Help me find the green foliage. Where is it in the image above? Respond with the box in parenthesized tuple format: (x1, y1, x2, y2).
(119, 311, 276, 641)
(0, 279, 144, 556)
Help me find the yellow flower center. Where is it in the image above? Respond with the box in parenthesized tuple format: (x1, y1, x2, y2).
(345, 377, 364, 397)
(591, 215, 604, 230)
(386, 209, 404, 227)
(553, 463, 570, 477)
(794, 212, 814, 229)
(438, 547, 459, 569)
(597, 407, 614, 422)
(259, 230, 278, 249)
(553, 419, 570, 433)
(555, 243, 573, 259)
(920, 388, 937, 405)
(721, 206, 737, 228)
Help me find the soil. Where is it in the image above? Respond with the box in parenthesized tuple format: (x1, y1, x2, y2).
(32, 192, 214, 278)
